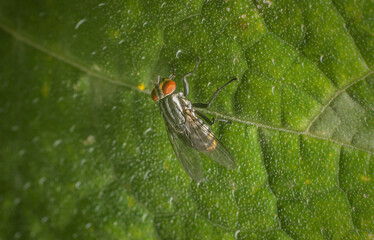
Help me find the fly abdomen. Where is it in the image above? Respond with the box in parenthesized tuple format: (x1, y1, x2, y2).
(184, 112, 217, 152)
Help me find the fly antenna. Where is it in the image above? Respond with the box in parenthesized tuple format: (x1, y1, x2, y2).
(168, 62, 176, 80)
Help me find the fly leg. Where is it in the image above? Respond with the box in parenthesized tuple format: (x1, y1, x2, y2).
(193, 77, 238, 109)
(195, 110, 232, 125)
(182, 57, 200, 97)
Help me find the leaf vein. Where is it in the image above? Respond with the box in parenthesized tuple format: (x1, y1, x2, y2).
(2, 20, 372, 154)
(305, 71, 373, 133)
(0, 20, 146, 94)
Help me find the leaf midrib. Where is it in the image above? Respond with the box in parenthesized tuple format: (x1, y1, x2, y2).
(1, 21, 372, 155)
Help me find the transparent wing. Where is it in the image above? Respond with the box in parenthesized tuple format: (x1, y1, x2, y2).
(202, 138, 236, 170)
(165, 123, 204, 182)
(184, 113, 236, 170)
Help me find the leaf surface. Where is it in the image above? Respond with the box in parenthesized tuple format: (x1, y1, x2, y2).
(1, 0, 373, 239)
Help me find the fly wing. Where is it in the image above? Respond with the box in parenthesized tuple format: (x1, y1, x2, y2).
(184, 114, 236, 170)
(202, 137, 236, 170)
(165, 123, 204, 182)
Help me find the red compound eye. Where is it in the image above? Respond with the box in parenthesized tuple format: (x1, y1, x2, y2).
(151, 88, 159, 101)
(162, 80, 176, 95)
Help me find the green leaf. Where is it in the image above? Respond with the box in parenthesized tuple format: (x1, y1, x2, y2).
(1, 0, 373, 239)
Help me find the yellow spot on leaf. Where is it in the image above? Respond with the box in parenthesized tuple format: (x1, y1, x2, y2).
(251, 186, 260, 192)
(128, 196, 134, 208)
(68, 184, 74, 191)
(109, 29, 120, 39)
(305, 179, 311, 185)
(137, 83, 145, 91)
(231, 182, 236, 191)
(41, 82, 50, 97)
(361, 175, 371, 182)
(163, 160, 171, 171)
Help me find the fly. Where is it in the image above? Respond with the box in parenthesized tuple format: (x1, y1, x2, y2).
(151, 58, 237, 182)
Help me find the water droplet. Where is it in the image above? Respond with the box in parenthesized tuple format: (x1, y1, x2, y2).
(53, 139, 62, 147)
(176, 49, 182, 58)
(75, 19, 87, 30)
(85, 223, 92, 229)
(143, 128, 152, 135)
(235, 230, 240, 239)
(41, 216, 48, 223)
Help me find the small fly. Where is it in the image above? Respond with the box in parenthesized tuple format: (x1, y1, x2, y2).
(151, 58, 237, 182)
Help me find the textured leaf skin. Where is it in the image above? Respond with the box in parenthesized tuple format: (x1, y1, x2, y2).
(0, 0, 373, 239)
